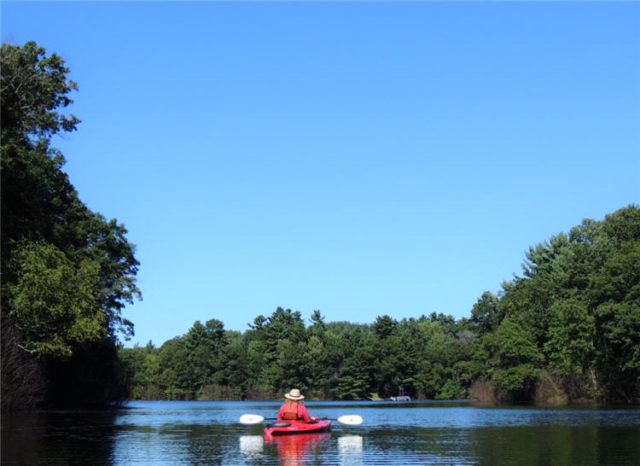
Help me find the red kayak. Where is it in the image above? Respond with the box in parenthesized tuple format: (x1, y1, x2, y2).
(264, 419, 332, 436)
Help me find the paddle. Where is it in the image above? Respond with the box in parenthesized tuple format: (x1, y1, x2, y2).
(240, 414, 363, 425)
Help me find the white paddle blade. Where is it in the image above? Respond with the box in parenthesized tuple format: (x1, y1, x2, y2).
(240, 414, 265, 425)
(337, 415, 363, 425)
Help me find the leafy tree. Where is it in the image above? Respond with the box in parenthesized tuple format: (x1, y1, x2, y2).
(412, 318, 466, 398)
(1, 41, 140, 346)
(588, 211, 640, 400)
(6, 241, 103, 356)
(119, 342, 161, 399)
(544, 296, 595, 375)
(0, 42, 79, 139)
(473, 205, 639, 402)
(1, 41, 140, 408)
(157, 337, 190, 399)
(483, 316, 543, 392)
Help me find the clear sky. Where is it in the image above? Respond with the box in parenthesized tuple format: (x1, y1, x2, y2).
(2, 2, 638, 347)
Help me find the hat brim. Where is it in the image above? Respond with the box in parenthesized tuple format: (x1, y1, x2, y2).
(285, 394, 304, 401)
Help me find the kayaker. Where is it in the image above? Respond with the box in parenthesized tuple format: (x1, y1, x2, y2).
(278, 389, 318, 423)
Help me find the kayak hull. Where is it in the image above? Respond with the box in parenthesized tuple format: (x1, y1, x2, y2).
(264, 419, 331, 436)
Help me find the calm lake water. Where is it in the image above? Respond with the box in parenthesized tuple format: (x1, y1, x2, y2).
(2, 400, 640, 464)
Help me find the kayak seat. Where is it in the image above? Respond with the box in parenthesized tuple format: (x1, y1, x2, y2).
(267, 422, 291, 428)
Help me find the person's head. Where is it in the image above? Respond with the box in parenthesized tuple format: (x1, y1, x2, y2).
(284, 388, 304, 403)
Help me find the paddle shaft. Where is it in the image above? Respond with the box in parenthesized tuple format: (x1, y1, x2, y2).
(261, 417, 336, 421)
(240, 413, 362, 425)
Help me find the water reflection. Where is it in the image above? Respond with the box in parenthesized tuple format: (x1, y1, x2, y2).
(468, 425, 640, 465)
(239, 435, 264, 458)
(338, 435, 363, 463)
(2, 402, 639, 465)
(265, 432, 331, 464)
(1, 410, 119, 465)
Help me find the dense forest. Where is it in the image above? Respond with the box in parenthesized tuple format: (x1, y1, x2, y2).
(1, 42, 141, 409)
(120, 205, 640, 405)
(2, 41, 639, 409)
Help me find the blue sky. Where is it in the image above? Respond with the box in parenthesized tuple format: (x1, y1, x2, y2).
(3, 2, 638, 347)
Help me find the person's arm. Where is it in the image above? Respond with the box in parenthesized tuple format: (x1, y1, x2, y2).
(277, 404, 286, 422)
(298, 404, 314, 423)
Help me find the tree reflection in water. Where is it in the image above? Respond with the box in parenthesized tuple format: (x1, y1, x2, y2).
(1, 410, 118, 465)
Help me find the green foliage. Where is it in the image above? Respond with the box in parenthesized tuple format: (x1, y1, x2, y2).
(470, 292, 502, 335)
(491, 364, 541, 392)
(158, 337, 190, 397)
(437, 378, 466, 400)
(1, 41, 140, 347)
(484, 317, 543, 369)
(544, 296, 595, 374)
(334, 327, 376, 400)
(117, 205, 640, 404)
(1, 41, 140, 408)
(7, 241, 104, 356)
(0, 41, 79, 140)
(482, 317, 543, 392)
(119, 309, 478, 401)
(474, 205, 640, 402)
(185, 319, 227, 389)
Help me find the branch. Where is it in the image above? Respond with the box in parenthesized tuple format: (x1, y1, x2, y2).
(16, 344, 37, 355)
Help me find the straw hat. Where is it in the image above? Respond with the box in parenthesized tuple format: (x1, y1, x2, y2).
(284, 388, 305, 401)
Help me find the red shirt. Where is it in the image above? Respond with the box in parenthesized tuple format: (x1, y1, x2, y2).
(278, 401, 312, 422)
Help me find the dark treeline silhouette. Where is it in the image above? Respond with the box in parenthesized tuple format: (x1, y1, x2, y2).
(1, 42, 139, 410)
(121, 204, 640, 404)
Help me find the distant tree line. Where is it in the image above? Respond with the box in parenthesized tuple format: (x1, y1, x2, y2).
(1, 42, 140, 409)
(120, 205, 640, 404)
(119, 309, 474, 401)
